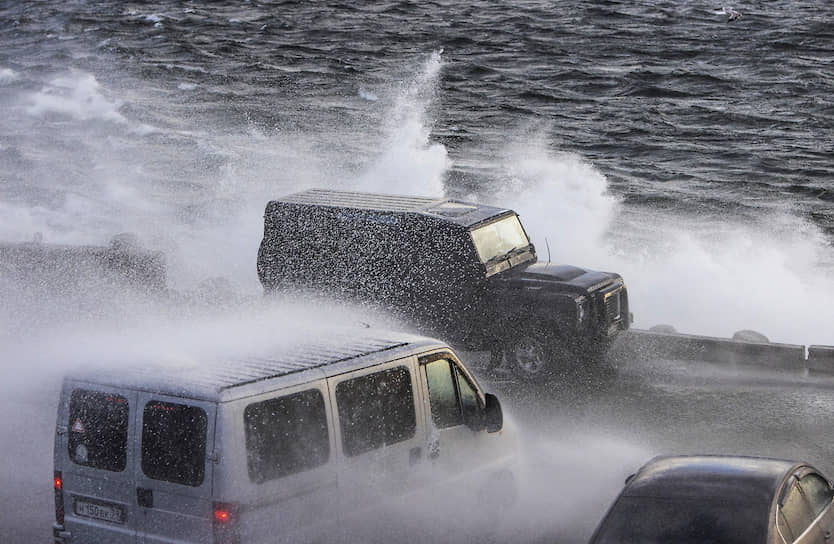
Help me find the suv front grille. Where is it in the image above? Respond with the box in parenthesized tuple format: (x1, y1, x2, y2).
(603, 285, 623, 323)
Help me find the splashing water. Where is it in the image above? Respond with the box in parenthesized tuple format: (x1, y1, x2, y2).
(476, 132, 834, 345)
(355, 50, 450, 197)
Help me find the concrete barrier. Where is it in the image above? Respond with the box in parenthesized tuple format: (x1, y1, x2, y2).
(612, 329, 807, 371)
(808, 345, 834, 374)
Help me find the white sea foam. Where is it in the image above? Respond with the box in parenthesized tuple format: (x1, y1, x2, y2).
(492, 136, 619, 266)
(358, 87, 378, 101)
(26, 72, 127, 123)
(0, 67, 19, 85)
(355, 50, 450, 197)
(483, 133, 834, 346)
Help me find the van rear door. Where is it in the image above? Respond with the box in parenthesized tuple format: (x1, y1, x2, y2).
(134, 393, 215, 544)
(58, 383, 139, 543)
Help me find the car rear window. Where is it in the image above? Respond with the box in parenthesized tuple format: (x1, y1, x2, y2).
(336, 366, 416, 457)
(141, 401, 207, 487)
(592, 496, 769, 544)
(68, 389, 129, 472)
(244, 389, 330, 483)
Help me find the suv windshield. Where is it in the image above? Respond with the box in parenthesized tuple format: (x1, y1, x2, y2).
(470, 215, 530, 263)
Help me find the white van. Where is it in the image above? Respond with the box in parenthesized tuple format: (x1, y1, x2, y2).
(52, 329, 515, 543)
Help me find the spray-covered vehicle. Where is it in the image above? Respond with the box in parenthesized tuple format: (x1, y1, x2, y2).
(257, 189, 631, 378)
(0, 233, 167, 294)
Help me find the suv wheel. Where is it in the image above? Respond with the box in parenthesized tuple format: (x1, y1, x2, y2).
(506, 334, 551, 378)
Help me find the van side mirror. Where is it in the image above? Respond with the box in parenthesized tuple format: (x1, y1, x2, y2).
(484, 393, 503, 433)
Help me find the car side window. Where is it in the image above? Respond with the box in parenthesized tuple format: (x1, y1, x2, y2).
(800, 473, 834, 518)
(781, 480, 815, 540)
(424, 359, 463, 429)
(336, 366, 416, 457)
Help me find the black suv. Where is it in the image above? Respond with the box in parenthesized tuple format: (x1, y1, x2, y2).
(257, 189, 630, 377)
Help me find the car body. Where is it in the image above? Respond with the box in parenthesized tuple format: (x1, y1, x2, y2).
(257, 189, 630, 378)
(52, 327, 515, 543)
(0, 233, 167, 293)
(589, 455, 834, 544)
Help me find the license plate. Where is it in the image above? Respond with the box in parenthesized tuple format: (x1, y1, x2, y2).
(74, 498, 126, 524)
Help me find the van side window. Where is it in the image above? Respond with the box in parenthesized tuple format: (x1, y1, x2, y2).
(454, 366, 481, 423)
(141, 401, 207, 487)
(424, 359, 463, 429)
(68, 389, 129, 472)
(336, 366, 416, 457)
(244, 389, 330, 483)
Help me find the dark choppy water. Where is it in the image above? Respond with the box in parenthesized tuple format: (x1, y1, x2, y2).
(1, 0, 833, 344)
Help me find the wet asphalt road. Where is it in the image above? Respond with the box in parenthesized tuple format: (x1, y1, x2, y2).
(4, 350, 834, 543)
(474, 350, 834, 543)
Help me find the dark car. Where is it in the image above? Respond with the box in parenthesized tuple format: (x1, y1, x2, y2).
(257, 189, 630, 378)
(590, 455, 834, 544)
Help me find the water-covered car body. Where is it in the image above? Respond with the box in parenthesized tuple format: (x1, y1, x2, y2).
(590, 455, 834, 544)
(0, 233, 167, 294)
(257, 189, 630, 377)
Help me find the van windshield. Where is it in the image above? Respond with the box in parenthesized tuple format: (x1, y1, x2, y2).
(470, 215, 530, 264)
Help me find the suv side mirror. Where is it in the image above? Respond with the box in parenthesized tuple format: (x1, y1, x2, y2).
(484, 393, 503, 433)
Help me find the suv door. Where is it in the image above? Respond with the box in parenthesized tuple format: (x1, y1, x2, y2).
(59, 384, 139, 543)
(134, 393, 215, 544)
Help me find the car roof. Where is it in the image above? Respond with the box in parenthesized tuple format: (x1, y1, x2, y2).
(65, 327, 442, 403)
(271, 188, 514, 228)
(624, 455, 803, 504)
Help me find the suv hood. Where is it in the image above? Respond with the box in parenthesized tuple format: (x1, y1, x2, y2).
(514, 262, 621, 292)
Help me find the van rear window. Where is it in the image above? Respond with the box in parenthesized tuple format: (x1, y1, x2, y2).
(68, 389, 129, 472)
(141, 401, 207, 487)
(244, 389, 330, 483)
(336, 366, 416, 457)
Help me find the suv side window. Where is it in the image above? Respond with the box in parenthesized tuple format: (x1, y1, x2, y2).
(336, 366, 416, 457)
(800, 473, 834, 518)
(68, 389, 129, 472)
(244, 389, 330, 483)
(141, 401, 207, 487)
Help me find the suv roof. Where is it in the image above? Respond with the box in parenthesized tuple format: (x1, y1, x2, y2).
(67, 329, 439, 402)
(273, 189, 513, 228)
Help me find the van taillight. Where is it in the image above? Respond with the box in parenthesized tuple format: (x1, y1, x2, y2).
(54, 471, 64, 525)
(212, 502, 240, 544)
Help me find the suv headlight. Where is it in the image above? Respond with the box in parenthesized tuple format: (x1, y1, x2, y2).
(576, 297, 588, 324)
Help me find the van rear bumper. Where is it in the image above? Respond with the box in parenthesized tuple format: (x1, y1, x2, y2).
(53, 523, 71, 542)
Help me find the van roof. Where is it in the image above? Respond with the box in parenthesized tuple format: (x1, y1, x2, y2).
(271, 189, 513, 228)
(66, 328, 441, 402)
